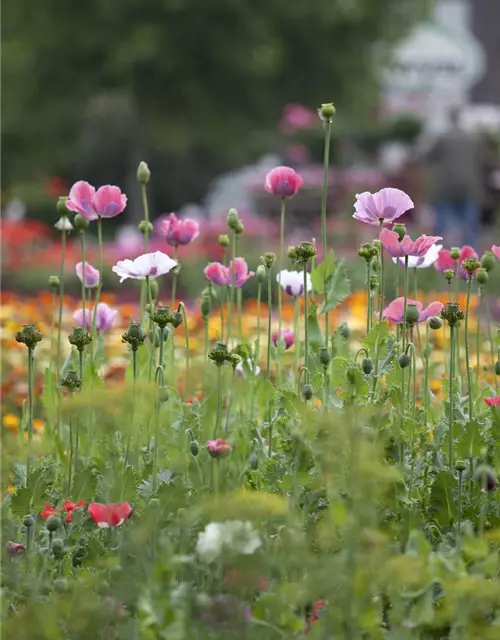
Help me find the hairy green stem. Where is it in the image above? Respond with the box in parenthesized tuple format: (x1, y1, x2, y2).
(227, 231, 236, 346)
(266, 269, 272, 380)
(80, 232, 87, 322)
(213, 365, 223, 439)
(141, 183, 150, 251)
(303, 264, 309, 377)
(321, 120, 332, 344)
(255, 281, 262, 368)
(171, 246, 179, 308)
(57, 229, 67, 375)
(464, 277, 473, 420)
(91, 217, 103, 339)
(448, 325, 455, 466)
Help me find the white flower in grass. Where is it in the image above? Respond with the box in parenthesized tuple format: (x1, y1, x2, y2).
(112, 251, 177, 282)
(276, 269, 312, 296)
(196, 521, 261, 563)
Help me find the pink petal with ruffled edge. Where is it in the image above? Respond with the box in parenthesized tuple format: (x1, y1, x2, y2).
(92, 185, 127, 218)
(66, 181, 98, 221)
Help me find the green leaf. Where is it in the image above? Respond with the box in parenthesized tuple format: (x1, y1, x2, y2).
(320, 261, 351, 314)
(72, 467, 98, 501)
(41, 367, 58, 423)
(311, 250, 337, 294)
(307, 299, 323, 348)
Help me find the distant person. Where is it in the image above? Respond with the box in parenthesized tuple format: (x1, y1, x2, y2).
(425, 107, 483, 248)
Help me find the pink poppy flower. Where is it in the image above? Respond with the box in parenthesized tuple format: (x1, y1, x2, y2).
(492, 246, 500, 261)
(265, 166, 303, 198)
(6, 541, 26, 556)
(382, 298, 444, 324)
(112, 251, 177, 282)
(204, 259, 254, 288)
(161, 213, 200, 247)
(76, 261, 100, 288)
(73, 303, 118, 333)
(206, 439, 232, 458)
(485, 397, 500, 407)
(66, 181, 127, 221)
(272, 328, 295, 349)
(379, 229, 442, 259)
(435, 246, 479, 280)
(353, 188, 414, 226)
(88, 502, 132, 528)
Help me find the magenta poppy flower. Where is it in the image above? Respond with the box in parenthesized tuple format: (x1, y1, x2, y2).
(73, 302, 118, 333)
(112, 251, 177, 282)
(265, 166, 303, 198)
(379, 229, 442, 259)
(204, 259, 254, 288)
(353, 188, 414, 226)
(206, 438, 232, 458)
(6, 541, 26, 556)
(66, 181, 127, 221)
(160, 212, 200, 247)
(76, 261, 100, 288)
(88, 502, 132, 528)
(435, 246, 478, 280)
(382, 298, 444, 324)
(492, 246, 500, 261)
(272, 328, 295, 349)
(485, 397, 500, 407)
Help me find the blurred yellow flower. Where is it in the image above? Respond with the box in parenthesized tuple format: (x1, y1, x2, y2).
(2, 413, 20, 431)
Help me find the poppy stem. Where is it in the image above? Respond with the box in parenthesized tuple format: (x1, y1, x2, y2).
(424, 322, 430, 428)
(213, 365, 223, 439)
(266, 268, 273, 381)
(171, 246, 179, 308)
(56, 228, 67, 376)
(178, 302, 190, 395)
(26, 346, 34, 486)
(303, 264, 309, 379)
(278, 198, 286, 339)
(476, 284, 483, 384)
(448, 324, 455, 466)
(255, 281, 262, 368)
(91, 217, 103, 340)
(464, 276, 473, 420)
(365, 260, 372, 335)
(227, 230, 236, 347)
(293, 295, 300, 381)
(80, 231, 86, 323)
(141, 182, 150, 252)
(378, 220, 385, 322)
(321, 119, 332, 345)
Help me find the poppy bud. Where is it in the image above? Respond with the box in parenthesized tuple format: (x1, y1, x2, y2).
(428, 316, 443, 330)
(262, 252, 276, 269)
(256, 265, 267, 284)
(303, 384, 313, 401)
(392, 224, 406, 241)
(73, 214, 89, 232)
(444, 269, 454, 282)
(172, 311, 183, 328)
(137, 161, 151, 185)
(234, 220, 244, 235)
(399, 354, 410, 369)
(23, 515, 35, 528)
(339, 322, 350, 340)
(371, 258, 380, 272)
(227, 208, 240, 230)
(68, 326, 92, 352)
(476, 268, 488, 286)
(158, 386, 169, 403)
(15, 324, 44, 350)
(495, 361, 500, 376)
(405, 304, 420, 325)
(46, 515, 62, 532)
(287, 246, 298, 260)
(319, 347, 331, 367)
(148, 279, 158, 300)
(369, 274, 379, 291)
(249, 452, 259, 470)
(190, 440, 199, 456)
(219, 234, 230, 248)
(481, 251, 495, 272)
(319, 102, 336, 120)
(361, 357, 373, 375)
(48, 275, 60, 291)
(201, 295, 211, 319)
(56, 197, 69, 217)
(138, 220, 154, 235)
(54, 578, 69, 593)
(52, 538, 65, 558)
(455, 460, 467, 472)
(450, 247, 460, 260)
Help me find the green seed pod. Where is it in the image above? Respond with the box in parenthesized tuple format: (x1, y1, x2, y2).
(48, 275, 60, 291)
(450, 247, 460, 260)
(392, 223, 406, 241)
(23, 515, 34, 529)
(227, 208, 240, 230)
(256, 265, 267, 284)
(137, 161, 151, 185)
(148, 278, 159, 300)
(73, 214, 89, 233)
(46, 515, 62, 532)
(303, 384, 313, 401)
(138, 220, 154, 235)
(234, 220, 244, 235)
(494, 361, 500, 376)
(428, 316, 443, 330)
(56, 197, 69, 216)
(481, 251, 495, 272)
(319, 347, 331, 367)
(319, 102, 336, 120)
(398, 353, 411, 369)
(52, 538, 65, 559)
(405, 304, 420, 325)
(54, 578, 69, 593)
(361, 357, 373, 375)
(455, 460, 467, 472)
(249, 452, 259, 470)
(218, 234, 230, 248)
(158, 386, 169, 403)
(190, 440, 199, 456)
(476, 268, 488, 286)
(201, 295, 211, 319)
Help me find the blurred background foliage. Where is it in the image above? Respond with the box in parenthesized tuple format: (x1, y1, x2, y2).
(3, 0, 428, 219)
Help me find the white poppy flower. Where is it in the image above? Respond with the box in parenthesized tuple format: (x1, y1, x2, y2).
(112, 251, 177, 282)
(392, 243, 442, 269)
(276, 269, 312, 296)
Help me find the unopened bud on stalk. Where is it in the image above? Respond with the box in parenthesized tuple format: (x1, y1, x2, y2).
(61, 370, 81, 391)
(358, 242, 378, 262)
(303, 383, 313, 401)
(23, 515, 34, 529)
(405, 304, 420, 325)
(218, 234, 230, 248)
(398, 353, 411, 369)
(494, 361, 500, 376)
(56, 197, 69, 217)
(392, 224, 406, 241)
(137, 161, 151, 185)
(455, 460, 467, 472)
(73, 214, 89, 233)
(54, 578, 69, 593)
(190, 440, 199, 456)
(256, 265, 267, 284)
(158, 386, 169, 403)
(261, 252, 276, 269)
(287, 246, 297, 261)
(481, 251, 495, 272)
(200, 295, 211, 319)
(444, 269, 454, 283)
(52, 538, 65, 559)
(234, 220, 244, 235)
(249, 452, 259, 469)
(369, 274, 379, 291)
(138, 220, 153, 235)
(46, 515, 62, 532)
(476, 268, 488, 286)
(450, 247, 461, 260)
(172, 309, 183, 328)
(319, 347, 331, 367)
(428, 316, 443, 330)
(48, 275, 60, 291)
(361, 357, 373, 375)
(227, 208, 240, 230)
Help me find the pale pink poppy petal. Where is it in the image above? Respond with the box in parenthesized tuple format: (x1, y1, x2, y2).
(379, 228, 404, 258)
(66, 181, 97, 220)
(92, 185, 127, 218)
(420, 301, 445, 321)
(491, 245, 500, 261)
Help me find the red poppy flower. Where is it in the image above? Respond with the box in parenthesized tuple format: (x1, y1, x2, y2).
(304, 600, 327, 635)
(186, 393, 202, 404)
(88, 502, 132, 528)
(40, 503, 58, 520)
(6, 541, 26, 555)
(485, 397, 500, 407)
(62, 499, 87, 524)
